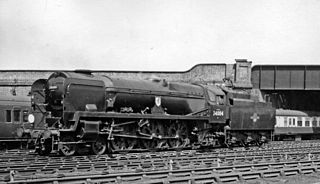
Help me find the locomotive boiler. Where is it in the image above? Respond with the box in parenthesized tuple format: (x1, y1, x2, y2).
(30, 71, 275, 156)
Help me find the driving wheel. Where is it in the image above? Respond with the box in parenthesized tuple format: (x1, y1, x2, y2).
(140, 121, 164, 149)
(110, 137, 136, 151)
(167, 122, 188, 148)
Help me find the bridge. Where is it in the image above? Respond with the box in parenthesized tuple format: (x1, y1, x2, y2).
(252, 65, 320, 90)
(252, 65, 320, 111)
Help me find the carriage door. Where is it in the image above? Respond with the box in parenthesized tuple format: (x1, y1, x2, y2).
(288, 117, 294, 127)
(0, 108, 13, 138)
(11, 108, 22, 138)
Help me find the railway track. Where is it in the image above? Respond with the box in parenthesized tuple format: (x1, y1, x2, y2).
(2, 141, 320, 183)
(0, 145, 319, 183)
(2, 157, 320, 183)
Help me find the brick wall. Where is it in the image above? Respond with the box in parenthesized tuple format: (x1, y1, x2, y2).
(0, 60, 252, 97)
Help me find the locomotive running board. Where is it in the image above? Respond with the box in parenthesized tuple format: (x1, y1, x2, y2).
(110, 133, 182, 140)
(71, 111, 210, 121)
(66, 111, 211, 132)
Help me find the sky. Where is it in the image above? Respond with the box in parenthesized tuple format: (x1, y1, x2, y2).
(0, 0, 320, 71)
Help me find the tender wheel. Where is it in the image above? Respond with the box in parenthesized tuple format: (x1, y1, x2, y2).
(218, 137, 226, 148)
(91, 137, 107, 155)
(59, 136, 77, 156)
(255, 140, 264, 147)
(240, 140, 249, 149)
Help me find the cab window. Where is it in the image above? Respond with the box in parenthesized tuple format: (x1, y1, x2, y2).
(13, 109, 20, 122)
(207, 90, 216, 102)
(6, 110, 11, 122)
(216, 95, 225, 105)
(207, 87, 225, 105)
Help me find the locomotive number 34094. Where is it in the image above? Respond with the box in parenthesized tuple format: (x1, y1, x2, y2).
(213, 110, 224, 116)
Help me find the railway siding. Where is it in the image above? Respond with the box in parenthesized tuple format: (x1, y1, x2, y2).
(1, 141, 320, 183)
(1, 152, 320, 182)
(2, 160, 320, 183)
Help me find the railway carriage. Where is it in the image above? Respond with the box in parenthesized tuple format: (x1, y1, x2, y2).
(30, 71, 275, 156)
(274, 109, 320, 141)
(0, 95, 33, 148)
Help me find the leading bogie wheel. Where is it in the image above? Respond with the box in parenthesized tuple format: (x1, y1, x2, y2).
(59, 136, 77, 156)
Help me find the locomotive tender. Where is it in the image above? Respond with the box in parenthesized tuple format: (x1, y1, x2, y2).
(30, 71, 275, 156)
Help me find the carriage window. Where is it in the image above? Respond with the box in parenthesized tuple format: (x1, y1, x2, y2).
(284, 118, 288, 127)
(289, 118, 292, 126)
(293, 119, 296, 126)
(13, 109, 20, 122)
(23, 110, 28, 122)
(6, 110, 11, 122)
(297, 121, 302, 127)
(305, 121, 310, 127)
(312, 121, 317, 127)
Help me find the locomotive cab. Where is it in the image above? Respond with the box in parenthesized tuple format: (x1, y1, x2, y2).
(204, 85, 228, 124)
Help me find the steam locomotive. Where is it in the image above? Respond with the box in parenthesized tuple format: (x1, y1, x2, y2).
(30, 71, 275, 156)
